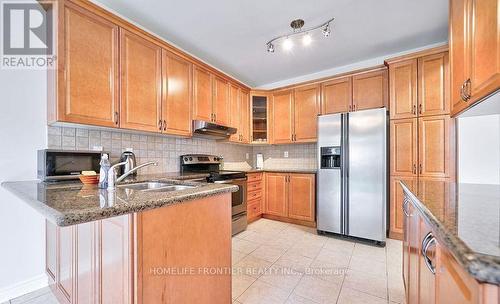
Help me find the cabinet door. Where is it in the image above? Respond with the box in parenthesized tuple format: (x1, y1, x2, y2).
(390, 118, 418, 177)
(407, 202, 420, 304)
(402, 195, 410, 301)
(213, 76, 230, 126)
(321, 77, 352, 114)
(46, 221, 57, 283)
(193, 66, 213, 122)
(419, 218, 436, 304)
(288, 174, 315, 222)
(352, 69, 388, 111)
(57, 226, 74, 302)
(229, 85, 240, 142)
(389, 177, 416, 240)
(76, 222, 99, 304)
(469, 0, 500, 102)
(265, 173, 288, 217)
(100, 215, 132, 304)
(162, 50, 192, 136)
(418, 52, 450, 116)
(240, 90, 251, 143)
(294, 85, 319, 143)
(61, 3, 119, 127)
(271, 90, 294, 144)
(449, 0, 471, 115)
(436, 244, 479, 304)
(120, 29, 162, 132)
(418, 115, 451, 178)
(389, 59, 417, 119)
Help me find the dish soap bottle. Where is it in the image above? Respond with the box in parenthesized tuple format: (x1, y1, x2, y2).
(98, 153, 111, 189)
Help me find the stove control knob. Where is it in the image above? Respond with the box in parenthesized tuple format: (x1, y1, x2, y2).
(184, 157, 188, 162)
(214, 157, 219, 161)
(189, 157, 193, 161)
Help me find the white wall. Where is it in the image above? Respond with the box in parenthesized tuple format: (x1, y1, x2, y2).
(0, 67, 48, 301)
(457, 114, 500, 185)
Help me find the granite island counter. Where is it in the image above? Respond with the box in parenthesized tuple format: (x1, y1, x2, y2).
(399, 179, 499, 303)
(1, 173, 237, 304)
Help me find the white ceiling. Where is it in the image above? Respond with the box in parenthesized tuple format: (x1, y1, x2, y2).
(95, 0, 449, 87)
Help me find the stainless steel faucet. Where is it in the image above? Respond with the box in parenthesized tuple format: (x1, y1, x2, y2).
(107, 161, 158, 190)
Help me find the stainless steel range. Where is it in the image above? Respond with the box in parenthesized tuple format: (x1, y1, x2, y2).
(180, 154, 247, 235)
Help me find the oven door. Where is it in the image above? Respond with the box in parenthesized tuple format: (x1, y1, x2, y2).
(214, 177, 247, 215)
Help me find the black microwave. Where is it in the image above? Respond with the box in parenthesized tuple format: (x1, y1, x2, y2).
(37, 149, 104, 181)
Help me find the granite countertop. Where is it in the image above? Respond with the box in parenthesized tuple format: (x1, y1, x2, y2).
(243, 169, 318, 174)
(1, 173, 237, 227)
(400, 180, 500, 284)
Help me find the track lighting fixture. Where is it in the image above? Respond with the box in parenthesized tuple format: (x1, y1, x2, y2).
(266, 17, 334, 53)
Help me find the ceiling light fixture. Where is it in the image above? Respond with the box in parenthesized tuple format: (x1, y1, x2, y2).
(266, 17, 334, 53)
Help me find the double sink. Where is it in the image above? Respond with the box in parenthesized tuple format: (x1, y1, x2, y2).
(118, 181, 195, 193)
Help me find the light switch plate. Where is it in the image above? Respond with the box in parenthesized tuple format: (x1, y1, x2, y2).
(246, 153, 249, 160)
(284, 151, 289, 158)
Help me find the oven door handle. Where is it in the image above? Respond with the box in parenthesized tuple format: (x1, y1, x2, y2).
(213, 178, 247, 184)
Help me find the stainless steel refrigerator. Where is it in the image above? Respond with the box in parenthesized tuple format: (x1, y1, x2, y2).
(317, 108, 387, 244)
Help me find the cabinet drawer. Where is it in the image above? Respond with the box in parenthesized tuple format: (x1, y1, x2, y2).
(247, 173, 263, 182)
(247, 198, 262, 218)
(247, 180, 262, 192)
(247, 189, 262, 201)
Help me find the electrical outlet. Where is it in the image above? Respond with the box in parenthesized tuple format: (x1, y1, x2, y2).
(246, 153, 249, 160)
(284, 151, 289, 158)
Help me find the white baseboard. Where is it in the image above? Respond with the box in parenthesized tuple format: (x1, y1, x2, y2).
(0, 274, 48, 303)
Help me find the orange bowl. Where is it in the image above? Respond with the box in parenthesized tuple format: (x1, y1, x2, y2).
(79, 175, 99, 185)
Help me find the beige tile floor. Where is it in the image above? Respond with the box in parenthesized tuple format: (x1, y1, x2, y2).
(232, 218, 405, 304)
(3, 218, 405, 304)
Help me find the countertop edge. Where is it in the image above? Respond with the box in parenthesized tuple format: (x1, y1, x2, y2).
(243, 169, 317, 174)
(2, 181, 238, 227)
(400, 181, 500, 285)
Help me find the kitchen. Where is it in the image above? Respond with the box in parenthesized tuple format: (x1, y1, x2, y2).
(0, 0, 498, 303)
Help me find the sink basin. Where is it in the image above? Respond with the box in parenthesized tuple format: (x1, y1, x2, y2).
(118, 182, 194, 192)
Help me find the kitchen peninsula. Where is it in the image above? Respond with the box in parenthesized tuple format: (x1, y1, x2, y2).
(400, 179, 499, 303)
(2, 175, 237, 304)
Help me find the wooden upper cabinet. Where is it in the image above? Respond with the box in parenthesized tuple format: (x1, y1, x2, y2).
(229, 85, 240, 142)
(120, 29, 162, 132)
(60, 3, 119, 127)
(240, 90, 251, 143)
(389, 59, 417, 119)
(469, 0, 500, 103)
(271, 90, 294, 144)
(418, 115, 451, 178)
(321, 77, 352, 114)
(265, 173, 288, 217)
(418, 52, 450, 116)
(352, 69, 388, 111)
(450, 0, 470, 115)
(193, 66, 213, 122)
(294, 85, 319, 143)
(390, 118, 418, 177)
(450, 0, 500, 116)
(162, 50, 192, 136)
(288, 174, 315, 222)
(213, 76, 230, 126)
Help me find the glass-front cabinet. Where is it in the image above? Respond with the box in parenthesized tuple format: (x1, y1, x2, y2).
(251, 93, 268, 143)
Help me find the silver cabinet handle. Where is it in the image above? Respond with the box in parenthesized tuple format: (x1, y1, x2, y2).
(402, 197, 411, 217)
(421, 232, 437, 274)
(158, 119, 163, 131)
(464, 79, 471, 101)
(163, 120, 167, 131)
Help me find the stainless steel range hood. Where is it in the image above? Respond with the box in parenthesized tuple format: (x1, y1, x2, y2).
(192, 120, 237, 140)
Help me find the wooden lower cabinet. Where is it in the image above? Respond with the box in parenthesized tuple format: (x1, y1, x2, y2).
(402, 192, 499, 304)
(246, 173, 263, 222)
(390, 177, 416, 239)
(46, 194, 232, 304)
(264, 172, 316, 226)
